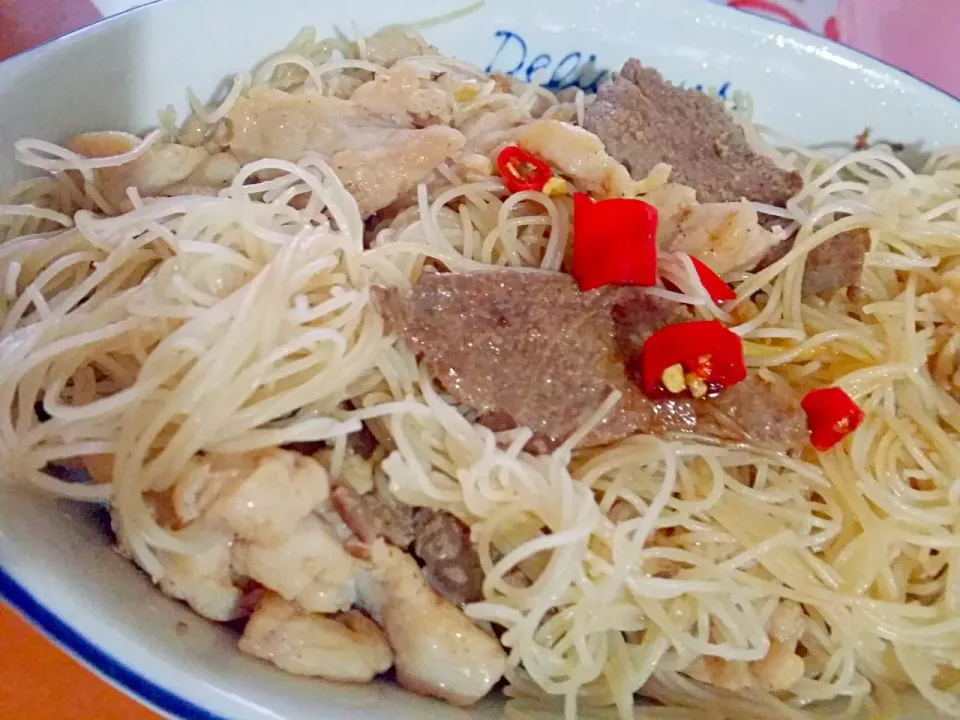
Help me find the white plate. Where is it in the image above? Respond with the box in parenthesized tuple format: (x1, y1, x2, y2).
(0, 0, 957, 718)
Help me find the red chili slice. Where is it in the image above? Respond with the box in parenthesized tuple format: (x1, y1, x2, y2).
(572, 192, 659, 292)
(801, 387, 864, 451)
(662, 256, 737, 304)
(689, 257, 737, 303)
(496, 146, 553, 193)
(639, 320, 747, 398)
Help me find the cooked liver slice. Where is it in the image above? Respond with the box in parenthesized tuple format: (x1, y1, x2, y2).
(375, 270, 806, 453)
(800, 228, 870, 295)
(584, 59, 865, 293)
(755, 228, 870, 295)
(692, 375, 807, 449)
(584, 59, 802, 206)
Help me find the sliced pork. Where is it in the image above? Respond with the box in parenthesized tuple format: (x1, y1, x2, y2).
(330, 484, 485, 606)
(584, 59, 803, 206)
(411, 508, 485, 606)
(691, 374, 807, 449)
(330, 483, 416, 548)
(375, 270, 807, 453)
(583, 60, 870, 293)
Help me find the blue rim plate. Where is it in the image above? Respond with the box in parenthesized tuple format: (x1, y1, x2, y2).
(0, 565, 227, 720)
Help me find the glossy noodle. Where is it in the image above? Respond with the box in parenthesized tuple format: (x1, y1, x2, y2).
(2, 17, 960, 720)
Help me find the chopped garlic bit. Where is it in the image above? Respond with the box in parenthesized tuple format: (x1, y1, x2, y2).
(661, 363, 687, 394)
(542, 176, 568, 197)
(453, 85, 479, 102)
(459, 153, 492, 177)
(686, 373, 708, 399)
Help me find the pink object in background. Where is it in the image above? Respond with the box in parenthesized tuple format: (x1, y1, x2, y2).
(836, 0, 960, 97)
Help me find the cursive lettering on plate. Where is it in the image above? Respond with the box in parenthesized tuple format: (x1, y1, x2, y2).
(484, 30, 735, 102)
(485, 30, 609, 93)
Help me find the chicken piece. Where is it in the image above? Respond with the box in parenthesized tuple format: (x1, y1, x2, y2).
(454, 152, 494, 180)
(514, 119, 634, 198)
(164, 152, 242, 196)
(235, 514, 358, 614)
(459, 105, 527, 157)
(687, 603, 807, 693)
(749, 601, 807, 690)
(157, 535, 244, 621)
(686, 655, 754, 691)
(227, 87, 372, 161)
(227, 86, 464, 214)
(316, 447, 375, 495)
(651, 190, 782, 275)
(65, 132, 208, 209)
(370, 540, 506, 706)
(360, 27, 432, 67)
(331, 125, 464, 215)
(351, 63, 450, 125)
(171, 449, 329, 547)
(748, 640, 806, 691)
(239, 594, 393, 682)
(642, 183, 697, 227)
(766, 600, 805, 646)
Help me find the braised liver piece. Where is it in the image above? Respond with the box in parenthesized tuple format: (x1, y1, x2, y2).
(585, 59, 866, 294)
(375, 270, 806, 453)
(756, 228, 870, 295)
(584, 59, 803, 206)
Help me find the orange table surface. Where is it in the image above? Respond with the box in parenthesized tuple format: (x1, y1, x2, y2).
(1, 5, 160, 717)
(0, 604, 161, 720)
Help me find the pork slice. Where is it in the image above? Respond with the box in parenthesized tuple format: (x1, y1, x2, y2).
(412, 508, 485, 606)
(609, 289, 696, 360)
(584, 59, 802, 206)
(330, 484, 416, 548)
(329, 484, 483, 606)
(375, 270, 805, 452)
